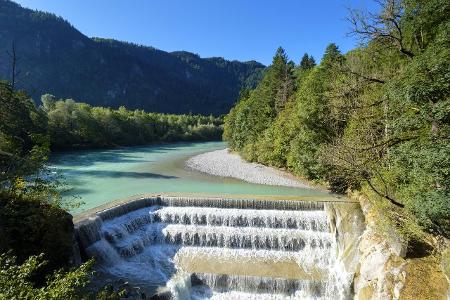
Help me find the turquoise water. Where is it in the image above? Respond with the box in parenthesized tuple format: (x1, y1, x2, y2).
(50, 141, 330, 213)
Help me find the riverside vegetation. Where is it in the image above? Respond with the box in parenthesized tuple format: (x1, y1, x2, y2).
(224, 0, 449, 247)
(0, 82, 223, 298)
(40, 94, 223, 150)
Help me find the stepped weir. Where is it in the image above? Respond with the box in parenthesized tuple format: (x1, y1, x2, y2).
(74, 195, 364, 299)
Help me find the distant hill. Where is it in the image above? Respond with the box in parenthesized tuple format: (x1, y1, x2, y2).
(0, 0, 265, 115)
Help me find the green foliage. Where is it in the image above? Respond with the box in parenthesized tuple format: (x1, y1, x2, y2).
(0, 83, 49, 188)
(285, 45, 344, 179)
(43, 97, 223, 150)
(378, 14, 450, 235)
(299, 53, 316, 71)
(223, 47, 295, 158)
(0, 84, 141, 298)
(0, 253, 93, 300)
(0, 83, 88, 292)
(0, 252, 125, 299)
(224, 0, 450, 237)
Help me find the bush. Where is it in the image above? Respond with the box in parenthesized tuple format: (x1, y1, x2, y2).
(0, 253, 93, 300)
(0, 191, 75, 283)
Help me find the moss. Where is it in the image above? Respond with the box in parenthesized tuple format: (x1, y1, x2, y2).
(356, 284, 374, 300)
(400, 256, 448, 300)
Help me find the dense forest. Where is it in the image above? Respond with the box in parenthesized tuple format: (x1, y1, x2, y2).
(0, 0, 264, 115)
(40, 94, 223, 150)
(224, 0, 449, 239)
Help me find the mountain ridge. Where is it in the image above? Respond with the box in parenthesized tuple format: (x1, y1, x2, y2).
(0, 0, 265, 115)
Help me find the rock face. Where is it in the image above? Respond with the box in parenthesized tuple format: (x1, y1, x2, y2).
(352, 194, 449, 300)
(324, 202, 366, 299)
(325, 202, 365, 275)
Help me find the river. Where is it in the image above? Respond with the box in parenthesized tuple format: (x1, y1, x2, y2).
(50, 141, 329, 214)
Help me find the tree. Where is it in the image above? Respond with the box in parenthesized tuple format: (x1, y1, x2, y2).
(223, 0, 449, 237)
(273, 48, 295, 112)
(0, 82, 49, 188)
(223, 48, 296, 158)
(6, 42, 20, 91)
(321, 43, 344, 68)
(41, 94, 56, 112)
(299, 53, 316, 71)
(348, 0, 415, 58)
(42, 96, 223, 150)
(327, 0, 450, 234)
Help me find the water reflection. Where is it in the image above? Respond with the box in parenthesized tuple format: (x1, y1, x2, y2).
(65, 169, 178, 179)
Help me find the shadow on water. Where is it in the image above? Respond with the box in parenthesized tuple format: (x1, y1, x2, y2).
(57, 168, 177, 199)
(65, 169, 179, 179)
(50, 141, 213, 167)
(51, 152, 151, 167)
(62, 188, 93, 196)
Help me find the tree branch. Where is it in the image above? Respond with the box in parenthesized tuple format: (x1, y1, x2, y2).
(364, 174, 405, 208)
(347, 0, 414, 58)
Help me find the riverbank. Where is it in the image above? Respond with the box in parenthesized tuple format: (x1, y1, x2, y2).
(186, 148, 312, 188)
(185, 148, 450, 299)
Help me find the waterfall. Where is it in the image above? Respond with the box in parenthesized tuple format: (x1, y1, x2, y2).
(160, 224, 332, 251)
(75, 196, 355, 299)
(192, 273, 326, 295)
(154, 206, 329, 230)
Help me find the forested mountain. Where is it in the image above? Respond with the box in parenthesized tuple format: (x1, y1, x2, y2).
(0, 0, 264, 115)
(224, 0, 449, 238)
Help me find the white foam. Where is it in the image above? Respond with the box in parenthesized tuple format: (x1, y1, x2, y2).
(82, 203, 352, 299)
(162, 224, 332, 251)
(175, 246, 332, 273)
(190, 283, 327, 300)
(155, 206, 328, 231)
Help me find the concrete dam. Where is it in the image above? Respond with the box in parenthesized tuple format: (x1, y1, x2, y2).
(74, 195, 365, 299)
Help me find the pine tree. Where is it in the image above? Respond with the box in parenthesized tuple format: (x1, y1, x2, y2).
(321, 43, 343, 67)
(299, 53, 316, 70)
(272, 48, 295, 112)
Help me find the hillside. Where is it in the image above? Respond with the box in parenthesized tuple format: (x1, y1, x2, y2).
(224, 1, 449, 237)
(0, 0, 265, 115)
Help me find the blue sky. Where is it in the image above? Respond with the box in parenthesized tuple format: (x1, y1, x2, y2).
(15, 0, 377, 65)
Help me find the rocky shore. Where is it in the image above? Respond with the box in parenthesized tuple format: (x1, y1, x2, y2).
(186, 149, 310, 188)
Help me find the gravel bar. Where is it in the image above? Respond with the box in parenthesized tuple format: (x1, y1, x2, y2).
(186, 149, 310, 188)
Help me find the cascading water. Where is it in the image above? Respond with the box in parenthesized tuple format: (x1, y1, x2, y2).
(75, 196, 356, 299)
